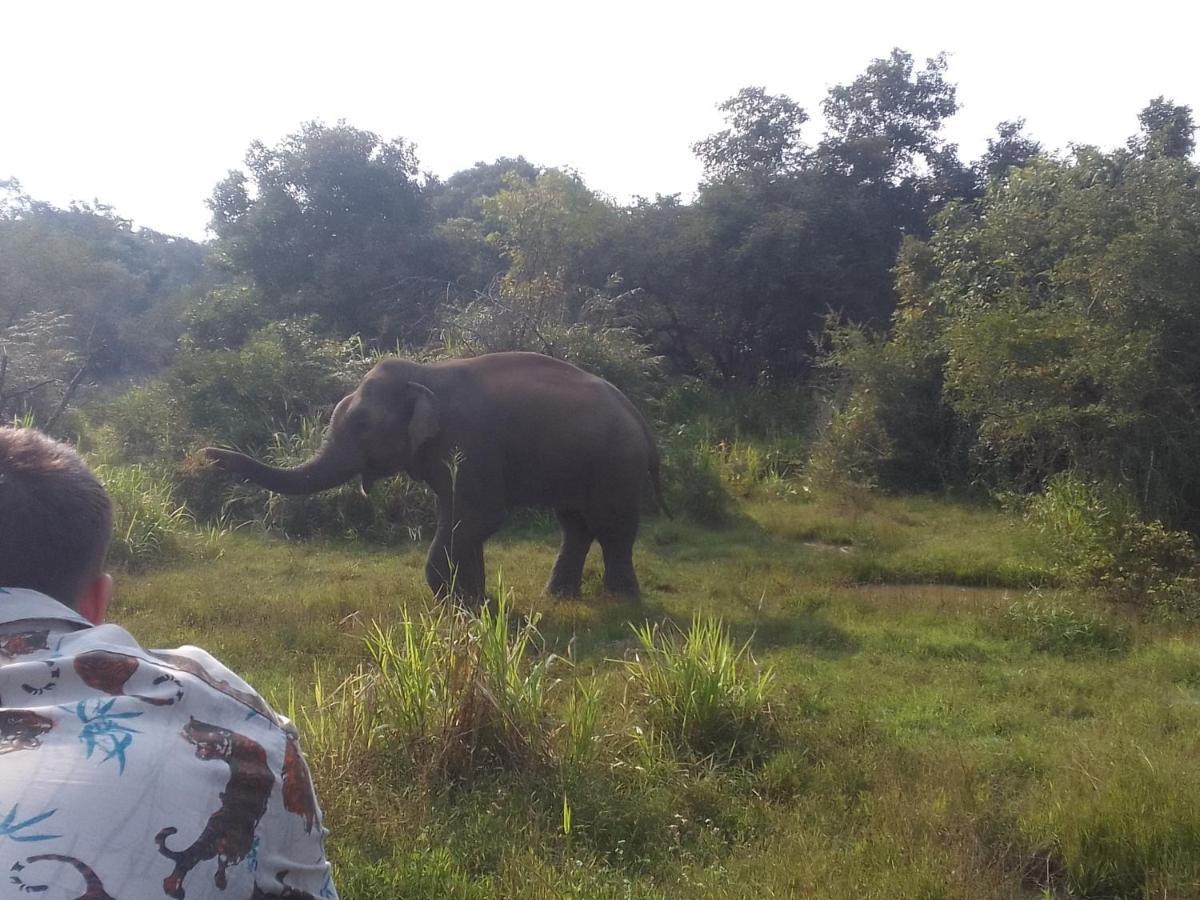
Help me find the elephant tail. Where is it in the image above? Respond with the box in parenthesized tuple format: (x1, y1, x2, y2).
(649, 450, 672, 519)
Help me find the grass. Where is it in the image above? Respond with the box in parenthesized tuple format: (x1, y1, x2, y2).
(112, 484, 1200, 898)
(624, 615, 776, 763)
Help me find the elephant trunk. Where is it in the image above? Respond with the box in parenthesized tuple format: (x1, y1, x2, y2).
(205, 443, 362, 496)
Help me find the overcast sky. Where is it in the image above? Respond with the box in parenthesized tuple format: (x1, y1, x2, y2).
(4, 0, 1196, 240)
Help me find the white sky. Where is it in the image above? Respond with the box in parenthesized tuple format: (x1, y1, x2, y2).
(3, 0, 1197, 240)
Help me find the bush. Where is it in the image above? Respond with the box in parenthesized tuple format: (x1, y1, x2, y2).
(659, 431, 735, 526)
(1025, 474, 1200, 616)
(181, 285, 268, 351)
(623, 615, 776, 764)
(220, 416, 434, 541)
(813, 314, 965, 491)
(89, 381, 189, 461)
(169, 317, 366, 451)
(439, 286, 667, 410)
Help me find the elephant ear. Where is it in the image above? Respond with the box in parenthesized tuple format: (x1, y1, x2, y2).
(406, 382, 440, 452)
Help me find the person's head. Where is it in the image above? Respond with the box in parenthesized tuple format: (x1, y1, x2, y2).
(0, 427, 113, 622)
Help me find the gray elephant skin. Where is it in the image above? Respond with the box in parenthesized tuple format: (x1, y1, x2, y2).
(205, 351, 668, 601)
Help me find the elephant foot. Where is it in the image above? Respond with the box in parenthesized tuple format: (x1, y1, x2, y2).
(602, 580, 641, 603)
(545, 580, 584, 600)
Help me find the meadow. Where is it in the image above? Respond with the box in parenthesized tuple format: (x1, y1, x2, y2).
(113, 480, 1200, 899)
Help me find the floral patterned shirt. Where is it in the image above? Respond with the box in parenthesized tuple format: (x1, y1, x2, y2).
(0, 588, 337, 899)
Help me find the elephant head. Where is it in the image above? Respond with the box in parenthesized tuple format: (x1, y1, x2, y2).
(205, 379, 440, 496)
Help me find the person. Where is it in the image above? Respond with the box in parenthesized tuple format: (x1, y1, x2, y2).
(0, 426, 337, 899)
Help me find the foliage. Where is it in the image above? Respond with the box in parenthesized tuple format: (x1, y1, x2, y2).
(0, 311, 81, 426)
(624, 615, 776, 764)
(181, 284, 268, 351)
(209, 121, 447, 341)
(221, 415, 434, 541)
(1024, 474, 1200, 616)
(813, 308, 963, 490)
(89, 381, 188, 461)
(480, 169, 614, 291)
(693, 87, 809, 184)
(169, 318, 366, 453)
(0, 181, 213, 379)
(819, 49, 960, 188)
(822, 106, 1200, 527)
(659, 433, 736, 526)
(440, 285, 667, 409)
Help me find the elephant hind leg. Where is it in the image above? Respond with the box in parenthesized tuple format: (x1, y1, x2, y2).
(547, 509, 594, 598)
(591, 514, 641, 601)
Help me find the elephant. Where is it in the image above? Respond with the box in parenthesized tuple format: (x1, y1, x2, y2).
(205, 351, 668, 602)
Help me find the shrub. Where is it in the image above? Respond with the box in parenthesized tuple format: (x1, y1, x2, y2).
(224, 416, 434, 541)
(660, 433, 734, 526)
(1025, 474, 1200, 616)
(169, 318, 365, 452)
(86, 380, 191, 462)
(623, 615, 776, 764)
(813, 313, 965, 491)
(438, 285, 667, 410)
(181, 285, 268, 351)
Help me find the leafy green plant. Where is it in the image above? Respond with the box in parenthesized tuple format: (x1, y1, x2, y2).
(623, 615, 776, 764)
(1025, 474, 1200, 616)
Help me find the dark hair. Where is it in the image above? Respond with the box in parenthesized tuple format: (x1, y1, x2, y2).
(0, 428, 112, 605)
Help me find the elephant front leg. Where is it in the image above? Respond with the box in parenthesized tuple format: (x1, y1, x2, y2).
(424, 528, 486, 604)
(546, 509, 594, 598)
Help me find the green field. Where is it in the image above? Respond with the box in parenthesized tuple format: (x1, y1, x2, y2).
(113, 487, 1200, 899)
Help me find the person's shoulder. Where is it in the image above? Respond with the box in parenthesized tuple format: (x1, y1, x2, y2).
(148, 645, 288, 729)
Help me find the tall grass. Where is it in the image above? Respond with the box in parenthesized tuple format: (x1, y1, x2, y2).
(298, 588, 559, 789)
(624, 615, 776, 764)
(94, 462, 192, 569)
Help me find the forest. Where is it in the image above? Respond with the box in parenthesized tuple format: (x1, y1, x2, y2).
(5, 48, 1200, 897)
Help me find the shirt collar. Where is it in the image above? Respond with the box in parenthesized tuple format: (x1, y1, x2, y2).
(0, 587, 93, 630)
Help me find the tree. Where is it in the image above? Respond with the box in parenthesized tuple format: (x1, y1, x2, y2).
(209, 121, 444, 342)
(692, 87, 809, 184)
(819, 49, 959, 188)
(0, 191, 210, 381)
(844, 139, 1200, 523)
(978, 119, 1043, 182)
(1130, 97, 1196, 160)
